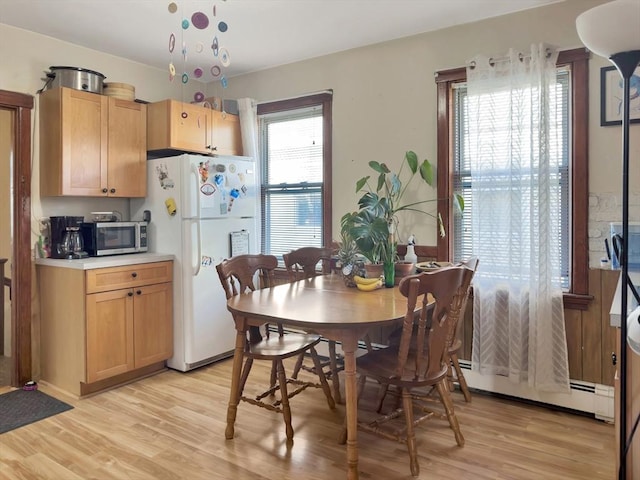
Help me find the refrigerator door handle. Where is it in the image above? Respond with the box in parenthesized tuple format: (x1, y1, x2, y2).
(194, 219, 202, 277)
(191, 163, 202, 219)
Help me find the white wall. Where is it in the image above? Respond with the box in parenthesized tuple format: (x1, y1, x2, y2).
(217, 0, 640, 266)
(1, 0, 639, 267)
(0, 23, 208, 241)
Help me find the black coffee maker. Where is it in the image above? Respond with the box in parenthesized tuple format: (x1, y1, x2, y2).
(49, 216, 84, 258)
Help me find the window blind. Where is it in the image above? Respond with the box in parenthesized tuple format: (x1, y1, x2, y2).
(259, 106, 324, 261)
(452, 68, 571, 289)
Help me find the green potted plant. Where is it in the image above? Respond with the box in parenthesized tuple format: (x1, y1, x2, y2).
(343, 150, 463, 287)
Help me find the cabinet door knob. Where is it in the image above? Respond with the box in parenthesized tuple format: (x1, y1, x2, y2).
(127, 291, 133, 297)
(131, 272, 137, 278)
(110, 188, 116, 194)
(136, 290, 142, 295)
(102, 188, 108, 193)
(206, 145, 212, 150)
(211, 146, 218, 151)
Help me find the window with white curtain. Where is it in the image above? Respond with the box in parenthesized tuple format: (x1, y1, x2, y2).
(452, 68, 571, 289)
(436, 48, 590, 306)
(257, 93, 332, 262)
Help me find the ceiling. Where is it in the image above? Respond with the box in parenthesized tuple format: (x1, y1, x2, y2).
(0, 0, 563, 84)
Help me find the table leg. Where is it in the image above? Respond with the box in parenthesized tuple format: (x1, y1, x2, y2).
(342, 331, 359, 480)
(225, 324, 246, 440)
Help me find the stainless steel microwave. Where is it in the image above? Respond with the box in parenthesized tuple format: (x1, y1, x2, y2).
(81, 221, 148, 256)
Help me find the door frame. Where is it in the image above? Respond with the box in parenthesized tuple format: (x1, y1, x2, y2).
(0, 90, 33, 387)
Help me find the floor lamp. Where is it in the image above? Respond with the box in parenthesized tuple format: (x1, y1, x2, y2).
(576, 1, 640, 479)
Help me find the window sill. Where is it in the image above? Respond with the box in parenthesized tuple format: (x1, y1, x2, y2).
(563, 293, 594, 311)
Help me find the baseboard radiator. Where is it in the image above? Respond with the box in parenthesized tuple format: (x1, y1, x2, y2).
(280, 327, 614, 421)
(323, 334, 613, 421)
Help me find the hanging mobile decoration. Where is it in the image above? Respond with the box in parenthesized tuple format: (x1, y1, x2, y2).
(166, 2, 231, 88)
(219, 48, 230, 67)
(212, 36, 219, 56)
(191, 11, 209, 29)
(168, 32, 176, 81)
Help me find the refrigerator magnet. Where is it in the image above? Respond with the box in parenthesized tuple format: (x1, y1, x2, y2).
(165, 197, 177, 216)
(198, 161, 210, 183)
(155, 163, 174, 189)
(200, 183, 215, 196)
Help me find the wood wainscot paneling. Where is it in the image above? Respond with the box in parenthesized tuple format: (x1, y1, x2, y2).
(458, 268, 618, 386)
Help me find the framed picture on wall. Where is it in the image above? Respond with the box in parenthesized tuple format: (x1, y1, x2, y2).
(600, 65, 640, 126)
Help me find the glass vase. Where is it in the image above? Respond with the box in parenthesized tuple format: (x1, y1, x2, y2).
(383, 261, 395, 288)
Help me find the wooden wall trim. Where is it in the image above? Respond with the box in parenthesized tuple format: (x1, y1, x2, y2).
(0, 89, 33, 387)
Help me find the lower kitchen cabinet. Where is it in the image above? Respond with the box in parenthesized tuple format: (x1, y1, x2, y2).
(38, 260, 173, 396)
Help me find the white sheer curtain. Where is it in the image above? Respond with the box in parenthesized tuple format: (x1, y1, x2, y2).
(467, 44, 570, 392)
(237, 98, 258, 159)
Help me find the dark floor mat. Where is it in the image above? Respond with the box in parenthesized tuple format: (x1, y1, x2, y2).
(0, 389, 73, 434)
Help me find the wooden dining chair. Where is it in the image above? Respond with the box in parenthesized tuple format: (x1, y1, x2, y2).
(283, 247, 343, 402)
(446, 257, 479, 402)
(339, 266, 474, 477)
(381, 258, 478, 405)
(216, 254, 335, 442)
(283, 246, 373, 404)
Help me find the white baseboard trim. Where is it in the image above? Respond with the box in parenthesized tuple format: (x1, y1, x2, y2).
(295, 332, 615, 422)
(458, 360, 614, 422)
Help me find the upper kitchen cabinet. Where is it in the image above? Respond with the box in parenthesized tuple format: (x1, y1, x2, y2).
(146, 99, 242, 156)
(39, 87, 147, 197)
(211, 108, 242, 156)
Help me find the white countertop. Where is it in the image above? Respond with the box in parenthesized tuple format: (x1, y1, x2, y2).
(35, 252, 174, 270)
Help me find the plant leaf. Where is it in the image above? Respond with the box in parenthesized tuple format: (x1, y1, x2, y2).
(356, 176, 369, 193)
(454, 193, 464, 212)
(419, 159, 434, 186)
(438, 212, 446, 237)
(390, 173, 401, 196)
(376, 172, 385, 192)
(405, 151, 418, 174)
(369, 161, 385, 174)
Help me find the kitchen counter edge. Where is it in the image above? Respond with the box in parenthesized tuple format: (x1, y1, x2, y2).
(35, 253, 175, 270)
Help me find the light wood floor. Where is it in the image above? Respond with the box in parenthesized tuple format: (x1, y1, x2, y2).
(0, 358, 615, 479)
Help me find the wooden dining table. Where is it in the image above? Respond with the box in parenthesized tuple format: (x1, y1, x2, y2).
(225, 273, 413, 480)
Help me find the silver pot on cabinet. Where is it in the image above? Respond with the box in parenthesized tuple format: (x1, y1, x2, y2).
(45, 66, 106, 94)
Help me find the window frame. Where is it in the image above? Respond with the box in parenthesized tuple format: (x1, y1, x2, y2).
(435, 48, 590, 310)
(257, 92, 333, 252)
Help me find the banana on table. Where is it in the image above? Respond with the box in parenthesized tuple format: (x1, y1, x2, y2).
(353, 275, 383, 291)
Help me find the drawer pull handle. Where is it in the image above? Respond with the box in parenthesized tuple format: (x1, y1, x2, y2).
(136, 290, 142, 295)
(127, 291, 133, 297)
(110, 188, 116, 194)
(131, 272, 137, 278)
(102, 188, 108, 194)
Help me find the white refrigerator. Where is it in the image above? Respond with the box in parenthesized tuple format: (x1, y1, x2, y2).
(130, 153, 259, 371)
